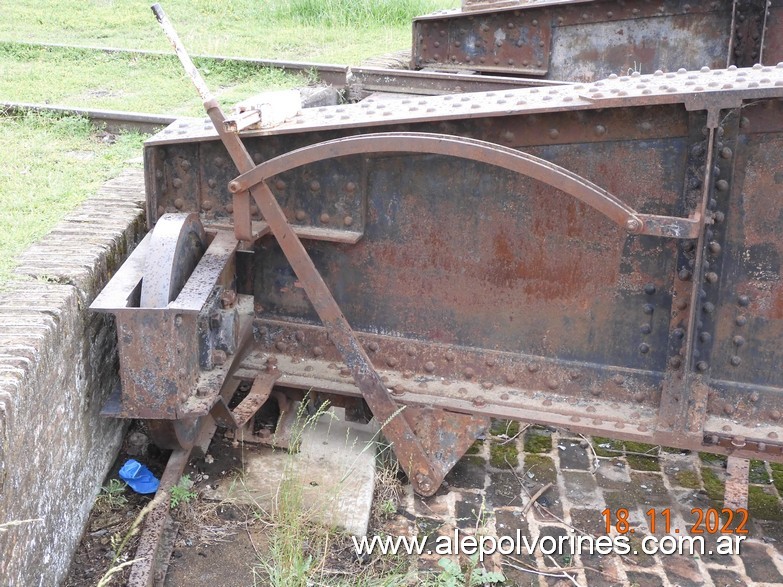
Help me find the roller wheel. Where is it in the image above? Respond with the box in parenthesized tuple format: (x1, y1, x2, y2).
(140, 213, 207, 450)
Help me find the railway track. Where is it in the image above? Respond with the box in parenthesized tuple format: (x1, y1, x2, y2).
(0, 41, 564, 134)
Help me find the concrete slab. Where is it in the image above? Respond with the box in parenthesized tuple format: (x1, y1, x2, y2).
(205, 408, 377, 537)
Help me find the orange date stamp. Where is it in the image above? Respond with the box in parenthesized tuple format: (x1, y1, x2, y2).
(602, 507, 750, 535)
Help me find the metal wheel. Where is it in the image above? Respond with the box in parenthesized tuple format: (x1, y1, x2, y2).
(141, 213, 207, 449)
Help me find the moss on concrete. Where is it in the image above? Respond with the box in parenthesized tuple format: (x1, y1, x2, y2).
(699, 452, 728, 466)
(749, 460, 771, 485)
(592, 437, 623, 457)
(490, 419, 520, 437)
(772, 471, 783, 494)
(673, 470, 701, 489)
(523, 454, 557, 485)
(701, 468, 725, 502)
(490, 441, 519, 469)
(624, 441, 658, 454)
(524, 431, 552, 454)
(626, 455, 661, 472)
(465, 440, 484, 455)
(748, 486, 783, 521)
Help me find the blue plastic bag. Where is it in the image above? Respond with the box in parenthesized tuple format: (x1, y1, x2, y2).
(119, 459, 160, 494)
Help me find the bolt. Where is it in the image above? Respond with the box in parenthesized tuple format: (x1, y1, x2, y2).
(415, 474, 433, 493)
(625, 218, 643, 232)
(731, 435, 746, 448)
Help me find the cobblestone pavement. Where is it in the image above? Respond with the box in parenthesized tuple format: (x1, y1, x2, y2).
(384, 422, 783, 586)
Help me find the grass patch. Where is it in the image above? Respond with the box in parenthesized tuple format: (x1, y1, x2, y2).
(623, 441, 658, 454)
(673, 470, 701, 489)
(0, 0, 458, 65)
(748, 486, 783, 521)
(626, 455, 660, 472)
(465, 440, 483, 455)
(772, 470, 783, 493)
(0, 43, 303, 115)
(701, 468, 725, 503)
(0, 112, 145, 284)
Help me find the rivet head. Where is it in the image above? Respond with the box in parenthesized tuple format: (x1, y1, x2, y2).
(504, 373, 516, 384)
(670, 356, 682, 368)
(367, 342, 379, 352)
(612, 374, 624, 385)
(738, 295, 750, 307)
(174, 198, 185, 209)
(750, 392, 759, 402)
(594, 124, 607, 136)
(500, 393, 509, 400)
(626, 218, 642, 232)
(340, 367, 351, 377)
(275, 341, 287, 352)
(720, 147, 733, 159)
(633, 392, 646, 403)
(445, 351, 455, 362)
(696, 361, 709, 372)
(705, 272, 719, 284)
(208, 178, 217, 188)
(678, 269, 692, 281)
(202, 200, 213, 211)
(310, 180, 321, 191)
(172, 178, 183, 188)
(275, 179, 286, 190)
(406, 346, 417, 357)
(527, 362, 540, 373)
(770, 410, 782, 421)
(708, 241, 722, 255)
(640, 324, 652, 335)
(639, 343, 650, 354)
(295, 209, 307, 221)
(643, 304, 654, 315)
(482, 381, 494, 390)
(703, 302, 715, 314)
(724, 403, 735, 415)
(386, 357, 398, 367)
(472, 396, 486, 407)
(464, 367, 475, 379)
(730, 355, 742, 366)
(644, 283, 656, 295)
(547, 379, 559, 390)
(699, 332, 712, 343)
(548, 128, 559, 139)
(676, 299, 688, 310)
(590, 388, 602, 396)
(674, 328, 685, 339)
(320, 213, 330, 224)
(294, 331, 304, 342)
(424, 361, 436, 373)
(736, 315, 747, 326)
(770, 431, 780, 439)
(345, 181, 356, 193)
(716, 179, 729, 192)
(343, 216, 353, 227)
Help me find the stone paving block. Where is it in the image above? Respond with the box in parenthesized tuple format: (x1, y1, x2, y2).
(557, 439, 590, 470)
(595, 458, 633, 489)
(570, 508, 606, 536)
(539, 526, 571, 568)
(739, 541, 783, 584)
(708, 567, 748, 586)
(488, 471, 524, 508)
(445, 455, 487, 490)
(582, 555, 624, 587)
(562, 470, 602, 508)
(530, 484, 564, 523)
(455, 491, 485, 529)
(625, 570, 665, 586)
(662, 554, 706, 586)
(628, 472, 671, 506)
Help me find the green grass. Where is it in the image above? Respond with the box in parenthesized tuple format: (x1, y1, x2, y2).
(0, 43, 303, 116)
(0, 112, 145, 284)
(0, 0, 458, 64)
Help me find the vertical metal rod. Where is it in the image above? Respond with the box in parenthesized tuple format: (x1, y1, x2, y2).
(149, 4, 440, 494)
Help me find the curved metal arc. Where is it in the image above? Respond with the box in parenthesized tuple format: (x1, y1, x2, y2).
(230, 132, 639, 230)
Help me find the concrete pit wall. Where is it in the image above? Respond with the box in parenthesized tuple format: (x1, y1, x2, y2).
(0, 169, 146, 586)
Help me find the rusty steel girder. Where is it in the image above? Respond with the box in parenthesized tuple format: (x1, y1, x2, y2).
(97, 60, 783, 495)
(413, 0, 783, 80)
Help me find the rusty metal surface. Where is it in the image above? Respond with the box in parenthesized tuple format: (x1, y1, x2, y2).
(132, 63, 783, 483)
(412, 0, 783, 80)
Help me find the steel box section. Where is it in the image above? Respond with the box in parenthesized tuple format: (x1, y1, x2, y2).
(412, 0, 783, 80)
(142, 65, 783, 460)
